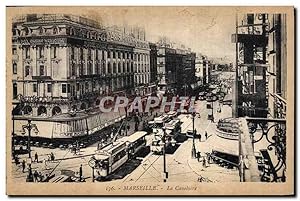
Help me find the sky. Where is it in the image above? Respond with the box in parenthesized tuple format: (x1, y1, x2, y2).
(76, 7, 236, 63)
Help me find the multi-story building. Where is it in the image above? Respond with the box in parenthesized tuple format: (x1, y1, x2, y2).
(232, 13, 269, 117)
(202, 56, 211, 85)
(149, 42, 158, 84)
(232, 13, 288, 182)
(156, 43, 196, 95)
(195, 54, 203, 82)
(267, 14, 287, 119)
(11, 14, 152, 139)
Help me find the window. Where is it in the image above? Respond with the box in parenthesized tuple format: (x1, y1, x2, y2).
(12, 47, 17, 55)
(113, 51, 116, 58)
(107, 51, 111, 58)
(47, 84, 52, 93)
(62, 84, 67, 93)
(80, 48, 84, 60)
(102, 51, 105, 60)
(39, 27, 43, 34)
(25, 66, 30, 77)
(118, 52, 121, 59)
(80, 64, 84, 75)
(108, 62, 111, 73)
(52, 46, 58, 58)
(71, 47, 75, 59)
(13, 83, 17, 99)
(113, 63, 116, 74)
(88, 49, 92, 60)
(71, 63, 76, 76)
(38, 46, 44, 58)
(40, 65, 45, 76)
(96, 50, 99, 60)
(25, 47, 30, 59)
(118, 63, 121, 73)
(33, 83, 37, 93)
(13, 63, 17, 74)
(67, 84, 71, 93)
(88, 63, 92, 75)
(76, 83, 80, 91)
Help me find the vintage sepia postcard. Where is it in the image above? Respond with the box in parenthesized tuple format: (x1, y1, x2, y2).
(6, 6, 295, 196)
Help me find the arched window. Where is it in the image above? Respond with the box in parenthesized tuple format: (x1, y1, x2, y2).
(23, 105, 32, 115)
(80, 103, 87, 110)
(52, 106, 62, 116)
(113, 63, 116, 74)
(108, 62, 111, 74)
(118, 63, 121, 73)
(37, 106, 47, 116)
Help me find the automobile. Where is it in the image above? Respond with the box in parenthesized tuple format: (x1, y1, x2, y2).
(186, 129, 201, 139)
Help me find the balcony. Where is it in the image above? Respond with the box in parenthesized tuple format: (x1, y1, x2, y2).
(238, 117, 286, 182)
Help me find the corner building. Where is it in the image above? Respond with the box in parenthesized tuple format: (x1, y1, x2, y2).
(11, 14, 151, 139)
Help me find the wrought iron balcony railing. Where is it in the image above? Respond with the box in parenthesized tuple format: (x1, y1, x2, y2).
(239, 117, 286, 182)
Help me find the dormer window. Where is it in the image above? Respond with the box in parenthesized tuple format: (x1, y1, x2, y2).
(39, 27, 43, 34)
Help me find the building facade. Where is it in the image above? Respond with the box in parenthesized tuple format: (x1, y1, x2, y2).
(11, 14, 152, 139)
(156, 44, 196, 95)
(232, 13, 269, 117)
(12, 14, 151, 117)
(149, 42, 158, 84)
(267, 14, 287, 119)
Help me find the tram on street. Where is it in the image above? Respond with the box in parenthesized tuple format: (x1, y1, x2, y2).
(150, 130, 171, 154)
(148, 114, 171, 133)
(92, 131, 148, 178)
(122, 131, 148, 158)
(165, 119, 181, 133)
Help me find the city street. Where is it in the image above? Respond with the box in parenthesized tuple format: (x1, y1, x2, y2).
(10, 99, 239, 183)
(122, 99, 239, 183)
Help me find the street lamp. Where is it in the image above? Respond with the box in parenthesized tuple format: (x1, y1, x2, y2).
(21, 119, 39, 159)
(187, 112, 200, 159)
(156, 126, 176, 182)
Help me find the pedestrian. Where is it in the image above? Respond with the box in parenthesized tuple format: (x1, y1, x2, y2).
(33, 170, 39, 182)
(202, 157, 206, 168)
(79, 164, 83, 181)
(199, 134, 201, 142)
(205, 131, 208, 140)
(197, 151, 201, 162)
(28, 164, 32, 177)
(50, 152, 55, 161)
(34, 152, 38, 163)
(22, 160, 26, 173)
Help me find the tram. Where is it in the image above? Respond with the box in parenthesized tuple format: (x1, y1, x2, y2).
(92, 131, 148, 178)
(123, 131, 148, 158)
(165, 119, 181, 133)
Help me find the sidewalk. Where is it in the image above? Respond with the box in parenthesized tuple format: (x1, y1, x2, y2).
(186, 119, 240, 182)
(11, 108, 164, 183)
